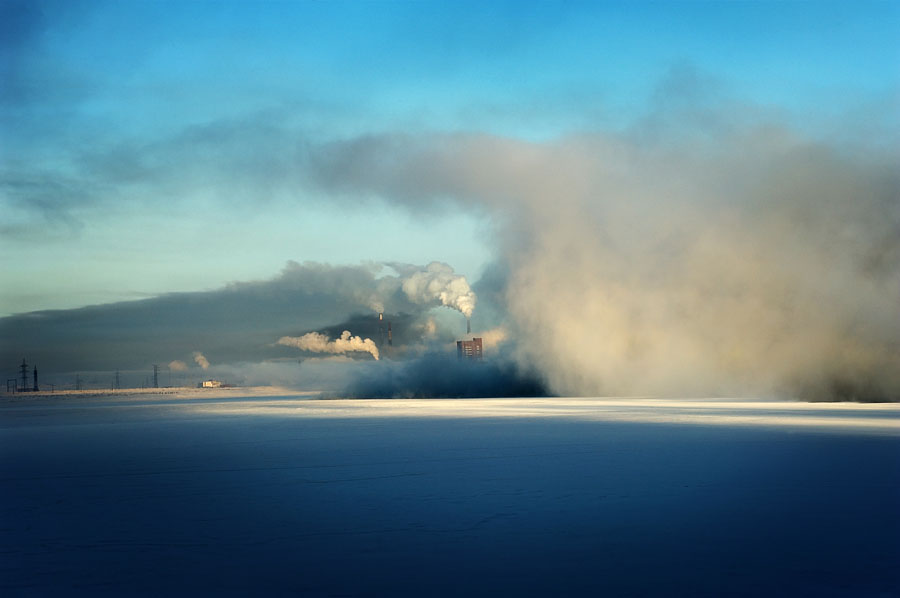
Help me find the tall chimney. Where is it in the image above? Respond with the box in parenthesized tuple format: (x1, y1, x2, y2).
(20, 358, 28, 393)
(466, 318, 471, 334)
(33, 366, 38, 392)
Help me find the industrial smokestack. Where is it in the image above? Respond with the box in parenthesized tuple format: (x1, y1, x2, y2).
(466, 318, 471, 334)
(20, 359, 28, 393)
(388, 321, 393, 346)
(33, 367, 38, 392)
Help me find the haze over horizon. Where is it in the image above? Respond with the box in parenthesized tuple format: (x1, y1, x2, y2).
(2, 1, 898, 400)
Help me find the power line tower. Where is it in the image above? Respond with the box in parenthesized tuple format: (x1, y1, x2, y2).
(19, 359, 28, 392)
(153, 364, 159, 389)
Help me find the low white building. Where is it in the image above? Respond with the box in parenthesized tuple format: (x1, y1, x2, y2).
(200, 380, 222, 388)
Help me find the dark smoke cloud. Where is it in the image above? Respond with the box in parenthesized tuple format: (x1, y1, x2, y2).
(339, 353, 548, 399)
(0, 261, 480, 384)
(118, 350, 548, 399)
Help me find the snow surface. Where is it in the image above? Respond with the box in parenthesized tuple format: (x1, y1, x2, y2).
(2, 394, 898, 596)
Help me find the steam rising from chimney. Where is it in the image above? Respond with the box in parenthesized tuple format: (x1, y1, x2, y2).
(169, 360, 188, 372)
(306, 105, 900, 400)
(278, 330, 380, 360)
(396, 261, 477, 318)
(193, 351, 210, 370)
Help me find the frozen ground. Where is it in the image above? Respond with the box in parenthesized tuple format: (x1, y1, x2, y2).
(1, 393, 898, 596)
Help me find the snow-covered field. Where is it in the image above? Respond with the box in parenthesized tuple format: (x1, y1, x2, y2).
(2, 393, 898, 596)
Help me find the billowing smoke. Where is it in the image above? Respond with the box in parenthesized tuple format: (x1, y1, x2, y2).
(367, 298, 385, 314)
(478, 327, 509, 350)
(278, 330, 380, 361)
(391, 262, 477, 318)
(308, 97, 900, 401)
(193, 351, 210, 370)
(168, 360, 188, 372)
(5, 75, 896, 401)
(233, 259, 477, 323)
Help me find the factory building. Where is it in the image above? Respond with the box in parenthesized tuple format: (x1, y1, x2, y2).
(457, 337, 483, 360)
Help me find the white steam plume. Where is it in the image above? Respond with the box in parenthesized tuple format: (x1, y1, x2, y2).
(395, 261, 477, 318)
(169, 360, 188, 371)
(278, 330, 380, 360)
(308, 96, 900, 400)
(193, 351, 210, 370)
(368, 297, 385, 314)
(240, 260, 476, 321)
(478, 327, 509, 350)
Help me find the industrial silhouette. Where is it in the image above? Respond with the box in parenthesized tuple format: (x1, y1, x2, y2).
(457, 338, 483, 360)
(9, 358, 39, 393)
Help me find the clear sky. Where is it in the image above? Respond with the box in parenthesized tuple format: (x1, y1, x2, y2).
(2, 0, 898, 316)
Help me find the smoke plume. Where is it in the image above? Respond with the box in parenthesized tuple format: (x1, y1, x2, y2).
(391, 261, 477, 318)
(237, 260, 477, 322)
(4, 74, 896, 401)
(278, 330, 380, 361)
(193, 351, 210, 370)
(308, 103, 900, 401)
(168, 360, 188, 372)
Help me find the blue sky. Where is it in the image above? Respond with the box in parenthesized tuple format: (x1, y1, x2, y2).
(2, 0, 898, 315)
